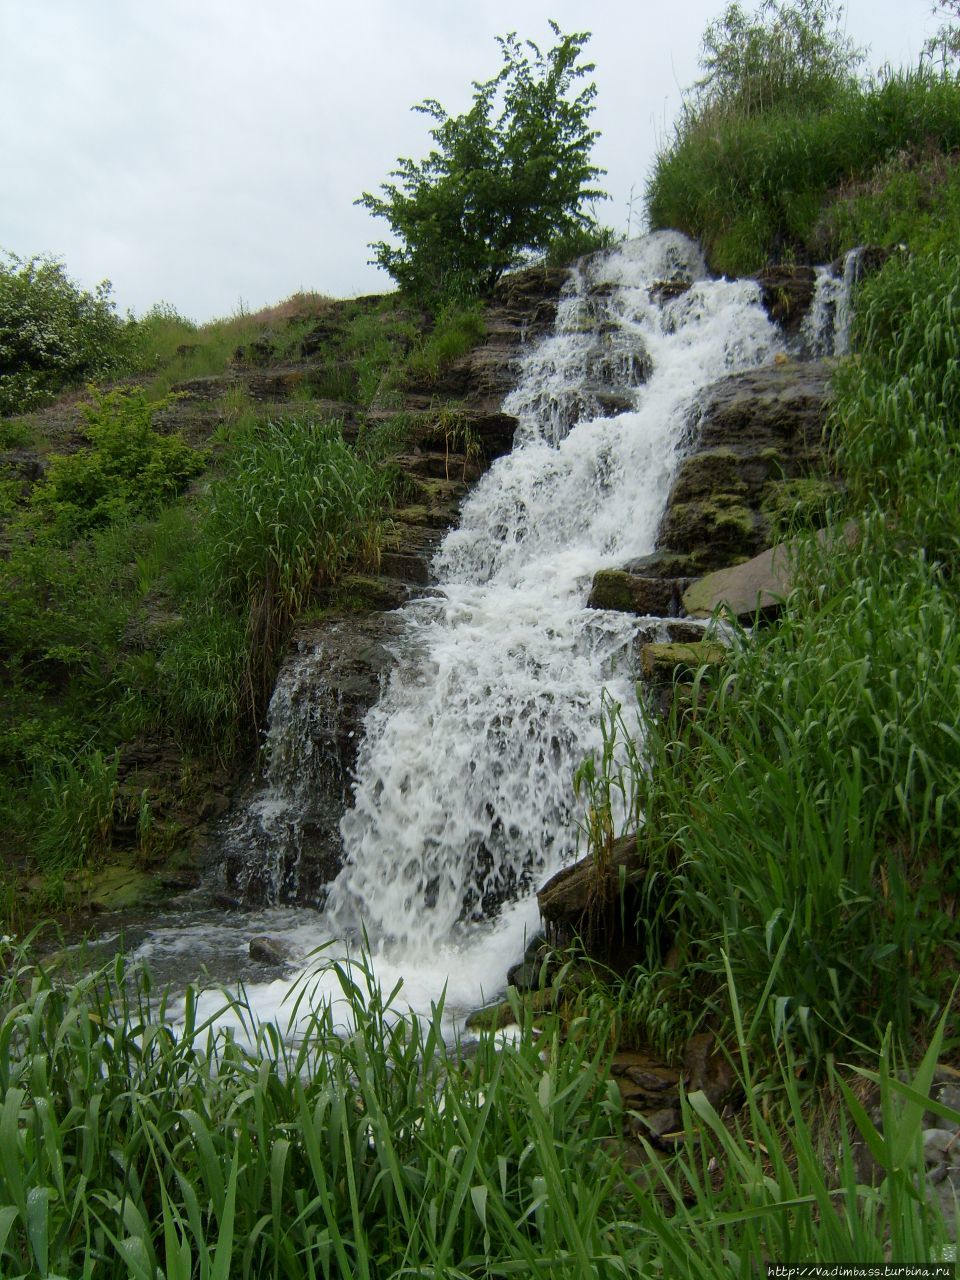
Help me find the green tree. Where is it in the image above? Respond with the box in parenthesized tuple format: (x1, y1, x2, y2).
(358, 22, 607, 302)
(0, 251, 131, 416)
(923, 1, 960, 70)
(693, 0, 863, 119)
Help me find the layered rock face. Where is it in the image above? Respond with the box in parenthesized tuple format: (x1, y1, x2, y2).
(221, 266, 573, 906)
(587, 359, 834, 622)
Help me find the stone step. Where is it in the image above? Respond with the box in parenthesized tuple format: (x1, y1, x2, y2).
(378, 523, 445, 584)
(638, 640, 726, 685)
(587, 569, 692, 617)
(392, 450, 484, 482)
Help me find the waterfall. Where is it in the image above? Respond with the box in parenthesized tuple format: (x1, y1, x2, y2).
(139, 232, 784, 1034)
(801, 247, 865, 358)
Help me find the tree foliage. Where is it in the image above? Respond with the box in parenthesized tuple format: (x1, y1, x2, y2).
(358, 22, 606, 302)
(0, 251, 131, 417)
(923, 1, 960, 70)
(692, 0, 864, 119)
(29, 388, 206, 543)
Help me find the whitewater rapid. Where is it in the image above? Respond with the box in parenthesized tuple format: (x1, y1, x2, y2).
(134, 231, 784, 1038)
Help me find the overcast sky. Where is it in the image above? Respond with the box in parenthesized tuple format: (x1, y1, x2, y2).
(0, 1, 942, 322)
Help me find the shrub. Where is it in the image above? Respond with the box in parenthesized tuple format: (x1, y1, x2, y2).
(541, 218, 619, 265)
(29, 387, 206, 542)
(0, 250, 131, 416)
(692, 0, 863, 120)
(358, 22, 606, 301)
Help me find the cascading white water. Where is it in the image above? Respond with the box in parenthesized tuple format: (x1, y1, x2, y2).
(326, 231, 781, 957)
(801, 247, 864, 358)
(134, 231, 783, 1035)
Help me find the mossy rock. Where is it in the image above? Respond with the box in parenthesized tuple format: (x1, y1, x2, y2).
(668, 449, 745, 503)
(658, 498, 761, 565)
(587, 570, 683, 616)
(639, 641, 726, 684)
(65, 862, 162, 912)
(326, 574, 409, 612)
(760, 476, 838, 537)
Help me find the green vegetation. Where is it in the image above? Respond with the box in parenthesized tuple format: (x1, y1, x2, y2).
(0, 251, 132, 416)
(202, 417, 392, 715)
(5, 2, 960, 1270)
(0, 939, 953, 1278)
(646, 1, 960, 273)
(0, 253, 495, 913)
(567, 0, 960, 1074)
(358, 22, 608, 302)
(29, 388, 206, 542)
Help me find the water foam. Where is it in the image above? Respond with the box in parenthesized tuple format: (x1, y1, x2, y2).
(149, 231, 784, 1038)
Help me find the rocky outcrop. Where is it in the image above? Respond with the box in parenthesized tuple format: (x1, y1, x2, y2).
(656, 359, 833, 573)
(399, 265, 569, 458)
(585, 359, 834, 640)
(221, 613, 406, 907)
(753, 264, 817, 335)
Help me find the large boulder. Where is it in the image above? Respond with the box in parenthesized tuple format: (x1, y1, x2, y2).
(682, 543, 794, 621)
(537, 834, 647, 960)
(654, 360, 833, 574)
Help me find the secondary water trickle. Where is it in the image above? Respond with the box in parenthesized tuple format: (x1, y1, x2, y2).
(801, 247, 865, 358)
(135, 231, 784, 1036)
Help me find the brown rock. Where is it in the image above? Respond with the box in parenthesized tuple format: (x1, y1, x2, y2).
(683, 1032, 739, 1109)
(587, 570, 689, 617)
(753, 265, 817, 334)
(639, 641, 726, 685)
(537, 834, 643, 926)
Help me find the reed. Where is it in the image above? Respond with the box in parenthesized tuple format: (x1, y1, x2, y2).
(0, 939, 953, 1277)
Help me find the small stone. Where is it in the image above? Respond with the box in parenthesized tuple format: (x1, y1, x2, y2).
(624, 1067, 672, 1092)
(924, 1128, 960, 1166)
(248, 936, 294, 965)
(630, 1107, 682, 1141)
(506, 960, 541, 992)
(932, 1083, 960, 1129)
(683, 1032, 738, 1108)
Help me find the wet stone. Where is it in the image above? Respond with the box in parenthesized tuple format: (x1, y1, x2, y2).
(248, 936, 295, 966)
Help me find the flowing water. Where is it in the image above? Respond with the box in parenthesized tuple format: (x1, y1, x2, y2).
(801, 247, 864, 358)
(131, 232, 786, 1038)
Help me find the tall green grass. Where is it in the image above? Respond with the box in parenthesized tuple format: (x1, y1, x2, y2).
(586, 240, 960, 1066)
(200, 415, 393, 719)
(0, 939, 953, 1277)
(647, 70, 960, 272)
